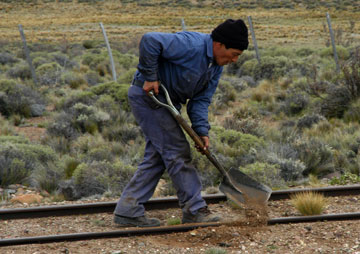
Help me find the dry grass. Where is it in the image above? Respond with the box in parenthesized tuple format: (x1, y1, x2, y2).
(0, 1, 359, 48)
(290, 191, 328, 216)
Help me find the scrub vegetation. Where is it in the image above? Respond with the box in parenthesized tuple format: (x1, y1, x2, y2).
(290, 191, 328, 215)
(0, 0, 359, 200)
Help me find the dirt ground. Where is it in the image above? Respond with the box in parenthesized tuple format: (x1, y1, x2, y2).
(0, 194, 359, 254)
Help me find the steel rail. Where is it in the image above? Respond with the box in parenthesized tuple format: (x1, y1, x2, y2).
(1, 212, 360, 247)
(1, 185, 359, 220)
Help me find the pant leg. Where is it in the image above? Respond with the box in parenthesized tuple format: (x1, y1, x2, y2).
(114, 85, 206, 217)
(114, 138, 165, 217)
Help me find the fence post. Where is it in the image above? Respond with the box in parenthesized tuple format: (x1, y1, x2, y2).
(18, 24, 38, 86)
(247, 16, 260, 64)
(181, 18, 186, 31)
(326, 12, 340, 73)
(100, 22, 117, 82)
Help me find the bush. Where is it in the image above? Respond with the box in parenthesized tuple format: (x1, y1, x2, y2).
(212, 80, 237, 109)
(290, 191, 327, 215)
(293, 138, 335, 177)
(239, 162, 285, 188)
(50, 52, 78, 69)
(46, 112, 80, 140)
(117, 68, 136, 84)
(84, 71, 102, 86)
(297, 114, 326, 130)
(7, 62, 31, 80)
(244, 56, 294, 81)
(36, 62, 62, 86)
(90, 81, 131, 111)
(0, 141, 59, 187)
(61, 71, 86, 89)
(212, 126, 265, 158)
(72, 160, 136, 197)
(0, 79, 46, 118)
(321, 86, 352, 119)
(320, 46, 350, 60)
(295, 47, 315, 57)
(60, 90, 97, 111)
(0, 52, 19, 65)
(343, 98, 360, 123)
(280, 91, 309, 116)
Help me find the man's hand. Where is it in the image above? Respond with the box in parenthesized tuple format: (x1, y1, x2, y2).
(143, 81, 160, 95)
(195, 136, 209, 155)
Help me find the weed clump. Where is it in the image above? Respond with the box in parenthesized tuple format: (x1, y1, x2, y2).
(0, 79, 46, 118)
(290, 191, 327, 216)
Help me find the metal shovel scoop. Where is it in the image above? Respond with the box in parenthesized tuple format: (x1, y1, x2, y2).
(149, 84, 272, 207)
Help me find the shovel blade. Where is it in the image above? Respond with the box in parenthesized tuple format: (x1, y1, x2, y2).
(219, 168, 272, 206)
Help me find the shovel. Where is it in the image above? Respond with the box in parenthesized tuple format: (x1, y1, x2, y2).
(149, 84, 272, 207)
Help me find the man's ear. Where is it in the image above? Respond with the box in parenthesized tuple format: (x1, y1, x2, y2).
(213, 41, 222, 48)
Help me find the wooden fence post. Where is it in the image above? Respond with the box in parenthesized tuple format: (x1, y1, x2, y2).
(18, 24, 38, 85)
(100, 22, 117, 82)
(247, 16, 261, 64)
(326, 12, 340, 73)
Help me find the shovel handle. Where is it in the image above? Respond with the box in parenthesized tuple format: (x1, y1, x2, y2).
(149, 85, 228, 177)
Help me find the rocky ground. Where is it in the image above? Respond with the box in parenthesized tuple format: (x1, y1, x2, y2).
(0, 185, 360, 254)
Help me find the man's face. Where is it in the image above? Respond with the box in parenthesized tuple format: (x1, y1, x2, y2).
(213, 42, 243, 66)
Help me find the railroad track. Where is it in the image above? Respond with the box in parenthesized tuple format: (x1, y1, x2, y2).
(1, 184, 359, 220)
(1, 185, 359, 247)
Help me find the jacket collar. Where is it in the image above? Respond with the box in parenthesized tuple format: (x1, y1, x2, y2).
(206, 34, 214, 64)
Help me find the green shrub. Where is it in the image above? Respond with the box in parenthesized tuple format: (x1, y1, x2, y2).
(61, 71, 86, 89)
(344, 98, 360, 122)
(46, 113, 79, 141)
(85, 71, 103, 86)
(82, 40, 99, 49)
(241, 56, 294, 81)
(281, 91, 309, 116)
(0, 135, 30, 144)
(90, 81, 131, 111)
(114, 51, 137, 70)
(166, 217, 181, 225)
(205, 248, 227, 254)
(72, 160, 136, 197)
(50, 51, 78, 69)
(239, 162, 285, 188)
(0, 141, 59, 187)
(7, 62, 31, 80)
(330, 172, 360, 185)
(321, 86, 352, 119)
(295, 47, 315, 57)
(117, 67, 136, 84)
(263, 46, 295, 58)
(293, 138, 335, 177)
(32, 56, 50, 69)
(0, 52, 19, 65)
(0, 79, 46, 118)
(212, 126, 265, 157)
(36, 62, 62, 86)
(60, 90, 97, 110)
(320, 46, 350, 60)
(212, 80, 237, 109)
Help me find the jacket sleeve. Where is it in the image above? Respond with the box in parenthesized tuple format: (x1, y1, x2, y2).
(137, 32, 192, 82)
(186, 68, 223, 137)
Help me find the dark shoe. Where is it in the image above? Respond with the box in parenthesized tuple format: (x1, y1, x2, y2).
(114, 214, 161, 227)
(182, 207, 221, 224)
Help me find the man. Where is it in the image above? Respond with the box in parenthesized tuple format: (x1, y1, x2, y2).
(114, 19, 249, 227)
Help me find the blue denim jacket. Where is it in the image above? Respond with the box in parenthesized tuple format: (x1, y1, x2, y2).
(133, 31, 223, 136)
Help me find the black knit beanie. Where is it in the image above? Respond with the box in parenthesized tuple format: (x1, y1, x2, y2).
(211, 19, 249, 51)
